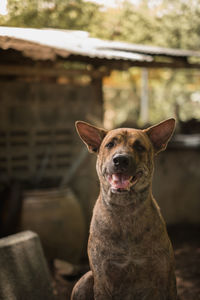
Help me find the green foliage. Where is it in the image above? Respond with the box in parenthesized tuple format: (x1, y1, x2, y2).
(104, 67, 200, 128)
(3, 0, 101, 30)
(152, 1, 200, 50)
(90, 0, 200, 50)
(148, 69, 200, 123)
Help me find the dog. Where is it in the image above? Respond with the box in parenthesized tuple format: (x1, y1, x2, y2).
(71, 118, 177, 300)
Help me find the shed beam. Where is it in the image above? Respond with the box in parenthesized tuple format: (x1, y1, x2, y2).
(0, 65, 109, 78)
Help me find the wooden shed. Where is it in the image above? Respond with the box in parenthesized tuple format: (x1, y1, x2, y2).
(0, 27, 200, 261)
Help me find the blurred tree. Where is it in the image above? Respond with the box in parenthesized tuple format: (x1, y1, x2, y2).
(3, 0, 101, 31)
(92, 0, 200, 50)
(152, 1, 200, 50)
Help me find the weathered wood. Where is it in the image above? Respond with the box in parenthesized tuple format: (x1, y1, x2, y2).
(0, 81, 102, 185)
(0, 231, 54, 300)
(140, 68, 149, 124)
(0, 64, 109, 78)
(69, 55, 200, 70)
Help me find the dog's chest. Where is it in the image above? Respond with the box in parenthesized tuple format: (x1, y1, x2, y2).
(88, 201, 172, 296)
(89, 233, 149, 298)
(90, 207, 153, 277)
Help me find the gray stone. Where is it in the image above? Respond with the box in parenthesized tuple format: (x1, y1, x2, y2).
(0, 231, 55, 300)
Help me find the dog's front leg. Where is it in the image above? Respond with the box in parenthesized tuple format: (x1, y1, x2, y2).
(71, 270, 94, 300)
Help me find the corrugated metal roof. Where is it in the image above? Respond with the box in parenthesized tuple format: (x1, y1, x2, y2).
(0, 26, 200, 64)
(94, 40, 200, 58)
(0, 27, 152, 62)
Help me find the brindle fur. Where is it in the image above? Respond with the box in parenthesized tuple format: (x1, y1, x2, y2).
(71, 119, 177, 300)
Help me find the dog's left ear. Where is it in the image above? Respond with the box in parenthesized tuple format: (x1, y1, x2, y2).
(75, 121, 107, 153)
(145, 118, 175, 154)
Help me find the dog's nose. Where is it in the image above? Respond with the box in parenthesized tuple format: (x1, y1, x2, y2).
(113, 154, 130, 169)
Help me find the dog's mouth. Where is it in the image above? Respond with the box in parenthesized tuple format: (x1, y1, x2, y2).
(107, 171, 142, 193)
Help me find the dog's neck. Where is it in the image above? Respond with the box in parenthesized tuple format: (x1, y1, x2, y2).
(100, 183, 152, 212)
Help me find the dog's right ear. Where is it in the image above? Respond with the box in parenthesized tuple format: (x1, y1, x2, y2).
(75, 121, 107, 153)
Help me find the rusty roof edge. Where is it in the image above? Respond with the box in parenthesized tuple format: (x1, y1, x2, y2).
(0, 35, 71, 61)
(0, 35, 153, 62)
(0, 27, 153, 62)
(0, 27, 200, 63)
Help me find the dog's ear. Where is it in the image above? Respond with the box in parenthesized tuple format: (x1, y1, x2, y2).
(145, 118, 175, 154)
(75, 121, 107, 153)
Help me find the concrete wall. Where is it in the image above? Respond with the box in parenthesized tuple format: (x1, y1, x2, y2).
(153, 147, 200, 224)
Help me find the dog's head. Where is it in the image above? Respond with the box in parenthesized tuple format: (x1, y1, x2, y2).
(76, 119, 175, 205)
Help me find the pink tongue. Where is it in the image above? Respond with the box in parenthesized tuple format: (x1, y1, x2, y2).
(111, 173, 132, 189)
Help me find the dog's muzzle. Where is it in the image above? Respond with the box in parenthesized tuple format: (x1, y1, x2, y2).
(106, 154, 142, 193)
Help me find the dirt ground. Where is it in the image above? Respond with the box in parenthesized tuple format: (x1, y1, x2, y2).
(169, 225, 200, 300)
(52, 224, 200, 300)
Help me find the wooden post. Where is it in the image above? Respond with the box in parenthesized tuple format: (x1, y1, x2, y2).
(140, 68, 149, 125)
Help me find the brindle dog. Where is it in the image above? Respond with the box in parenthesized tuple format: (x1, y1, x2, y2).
(71, 119, 177, 300)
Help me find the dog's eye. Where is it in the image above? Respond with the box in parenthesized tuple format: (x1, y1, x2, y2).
(134, 141, 146, 152)
(106, 141, 115, 149)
